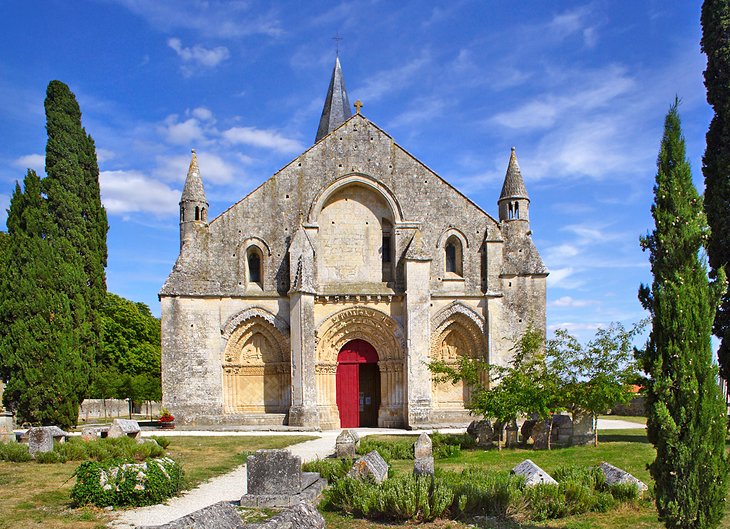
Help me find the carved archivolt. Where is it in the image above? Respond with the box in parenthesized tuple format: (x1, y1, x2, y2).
(221, 307, 290, 341)
(308, 174, 404, 225)
(430, 302, 486, 361)
(315, 306, 405, 363)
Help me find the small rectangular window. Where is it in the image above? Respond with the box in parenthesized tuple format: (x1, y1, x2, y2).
(382, 235, 391, 263)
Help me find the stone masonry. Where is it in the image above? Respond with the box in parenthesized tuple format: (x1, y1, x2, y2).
(160, 57, 548, 429)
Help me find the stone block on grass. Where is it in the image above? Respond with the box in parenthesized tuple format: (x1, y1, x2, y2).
(348, 450, 388, 484)
(107, 418, 141, 439)
(512, 459, 557, 486)
(598, 462, 648, 494)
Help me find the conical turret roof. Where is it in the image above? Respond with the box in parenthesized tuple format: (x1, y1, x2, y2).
(499, 147, 529, 201)
(315, 56, 352, 143)
(181, 149, 207, 204)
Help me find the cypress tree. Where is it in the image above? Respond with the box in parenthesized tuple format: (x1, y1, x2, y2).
(639, 101, 728, 529)
(701, 0, 730, 380)
(0, 171, 87, 428)
(42, 80, 108, 386)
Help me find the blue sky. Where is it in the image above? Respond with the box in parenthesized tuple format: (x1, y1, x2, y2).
(0, 1, 709, 342)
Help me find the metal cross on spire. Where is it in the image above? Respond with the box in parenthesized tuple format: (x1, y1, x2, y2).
(332, 32, 343, 56)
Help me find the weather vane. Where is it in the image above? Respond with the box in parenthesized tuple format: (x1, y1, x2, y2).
(333, 31, 343, 56)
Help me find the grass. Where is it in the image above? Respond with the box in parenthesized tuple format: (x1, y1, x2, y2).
(0, 434, 314, 529)
(325, 429, 730, 529)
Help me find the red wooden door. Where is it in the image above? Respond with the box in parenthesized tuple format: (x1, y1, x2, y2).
(336, 340, 378, 428)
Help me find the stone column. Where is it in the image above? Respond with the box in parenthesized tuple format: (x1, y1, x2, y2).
(404, 246, 433, 428)
(288, 291, 320, 428)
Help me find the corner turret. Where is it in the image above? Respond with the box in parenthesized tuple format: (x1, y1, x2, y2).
(314, 56, 352, 143)
(498, 147, 530, 224)
(179, 149, 208, 250)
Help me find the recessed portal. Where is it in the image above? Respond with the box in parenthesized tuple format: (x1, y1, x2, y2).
(336, 339, 380, 428)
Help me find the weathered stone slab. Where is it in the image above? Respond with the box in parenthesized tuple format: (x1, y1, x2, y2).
(571, 410, 595, 446)
(0, 412, 15, 443)
(467, 419, 495, 447)
(252, 500, 326, 529)
(335, 429, 357, 458)
(142, 500, 244, 529)
(349, 450, 388, 484)
(512, 459, 558, 486)
(551, 414, 573, 447)
(413, 433, 434, 477)
(414, 432, 432, 459)
(598, 462, 648, 494)
(107, 418, 141, 439)
(505, 422, 519, 447)
(27, 426, 67, 455)
(81, 427, 100, 441)
(247, 450, 302, 495)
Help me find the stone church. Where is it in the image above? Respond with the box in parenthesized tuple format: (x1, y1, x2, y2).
(160, 58, 547, 429)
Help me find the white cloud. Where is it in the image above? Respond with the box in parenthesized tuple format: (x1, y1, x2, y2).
(113, 0, 282, 39)
(222, 126, 303, 153)
(155, 152, 239, 185)
(548, 322, 603, 333)
(355, 52, 432, 103)
(96, 148, 116, 163)
(550, 296, 594, 308)
(168, 38, 230, 76)
(100, 170, 180, 215)
(191, 107, 214, 122)
(0, 193, 9, 229)
(13, 153, 45, 174)
(546, 267, 577, 288)
(161, 115, 207, 145)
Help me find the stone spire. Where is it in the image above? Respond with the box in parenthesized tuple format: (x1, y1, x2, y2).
(315, 56, 353, 143)
(499, 147, 529, 201)
(498, 148, 530, 223)
(179, 149, 209, 250)
(181, 149, 207, 203)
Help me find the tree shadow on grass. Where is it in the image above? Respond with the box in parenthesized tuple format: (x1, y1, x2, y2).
(598, 432, 651, 444)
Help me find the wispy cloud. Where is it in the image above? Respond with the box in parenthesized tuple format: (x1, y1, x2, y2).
(13, 154, 45, 174)
(550, 296, 594, 308)
(100, 170, 180, 215)
(112, 0, 282, 39)
(168, 38, 230, 76)
(354, 51, 432, 103)
(222, 126, 303, 153)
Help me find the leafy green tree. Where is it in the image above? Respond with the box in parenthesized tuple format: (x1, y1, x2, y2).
(0, 171, 87, 428)
(43, 80, 108, 388)
(702, 0, 730, 381)
(639, 100, 728, 529)
(89, 293, 161, 405)
(548, 322, 642, 446)
(430, 327, 560, 450)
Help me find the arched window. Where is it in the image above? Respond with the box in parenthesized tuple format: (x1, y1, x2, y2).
(514, 202, 519, 219)
(508, 203, 514, 219)
(180, 206, 185, 222)
(381, 219, 393, 282)
(195, 206, 200, 221)
(248, 249, 262, 285)
(444, 235, 463, 277)
(201, 207, 207, 222)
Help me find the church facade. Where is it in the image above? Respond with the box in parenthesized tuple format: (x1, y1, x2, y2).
(160, 58, 547, 429)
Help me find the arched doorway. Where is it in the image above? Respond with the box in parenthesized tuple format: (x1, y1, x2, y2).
(336, 339, 380, 428)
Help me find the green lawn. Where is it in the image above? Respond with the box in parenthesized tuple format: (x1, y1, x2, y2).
(0, 434, 315, 529)
(324, 429, 730, 529)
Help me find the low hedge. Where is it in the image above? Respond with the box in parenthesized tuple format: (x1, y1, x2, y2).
(71, 456, 183, 507)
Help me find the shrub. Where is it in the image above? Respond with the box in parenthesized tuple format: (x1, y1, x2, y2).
(148, 436, 171, 449)
(607, 482, 640, 502)
(71, 457, 183, 507)
(56, 436, 165, 462)
(0, 442, 32, 462)
(440, 468, 524, 517)
(302, 458, 352, 483)
(35, 450, 62, 464)
(325, 474, 453, 522)
(357, 437, 413, 461)
(524, 483, 569, 521)
(431, 432, 476, 459)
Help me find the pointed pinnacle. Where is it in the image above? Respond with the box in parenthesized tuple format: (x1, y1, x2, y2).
(315, 56, 353, 143)
(499, 147, 529, 201)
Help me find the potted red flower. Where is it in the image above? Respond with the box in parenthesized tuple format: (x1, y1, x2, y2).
(159, 407, 175, 430)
